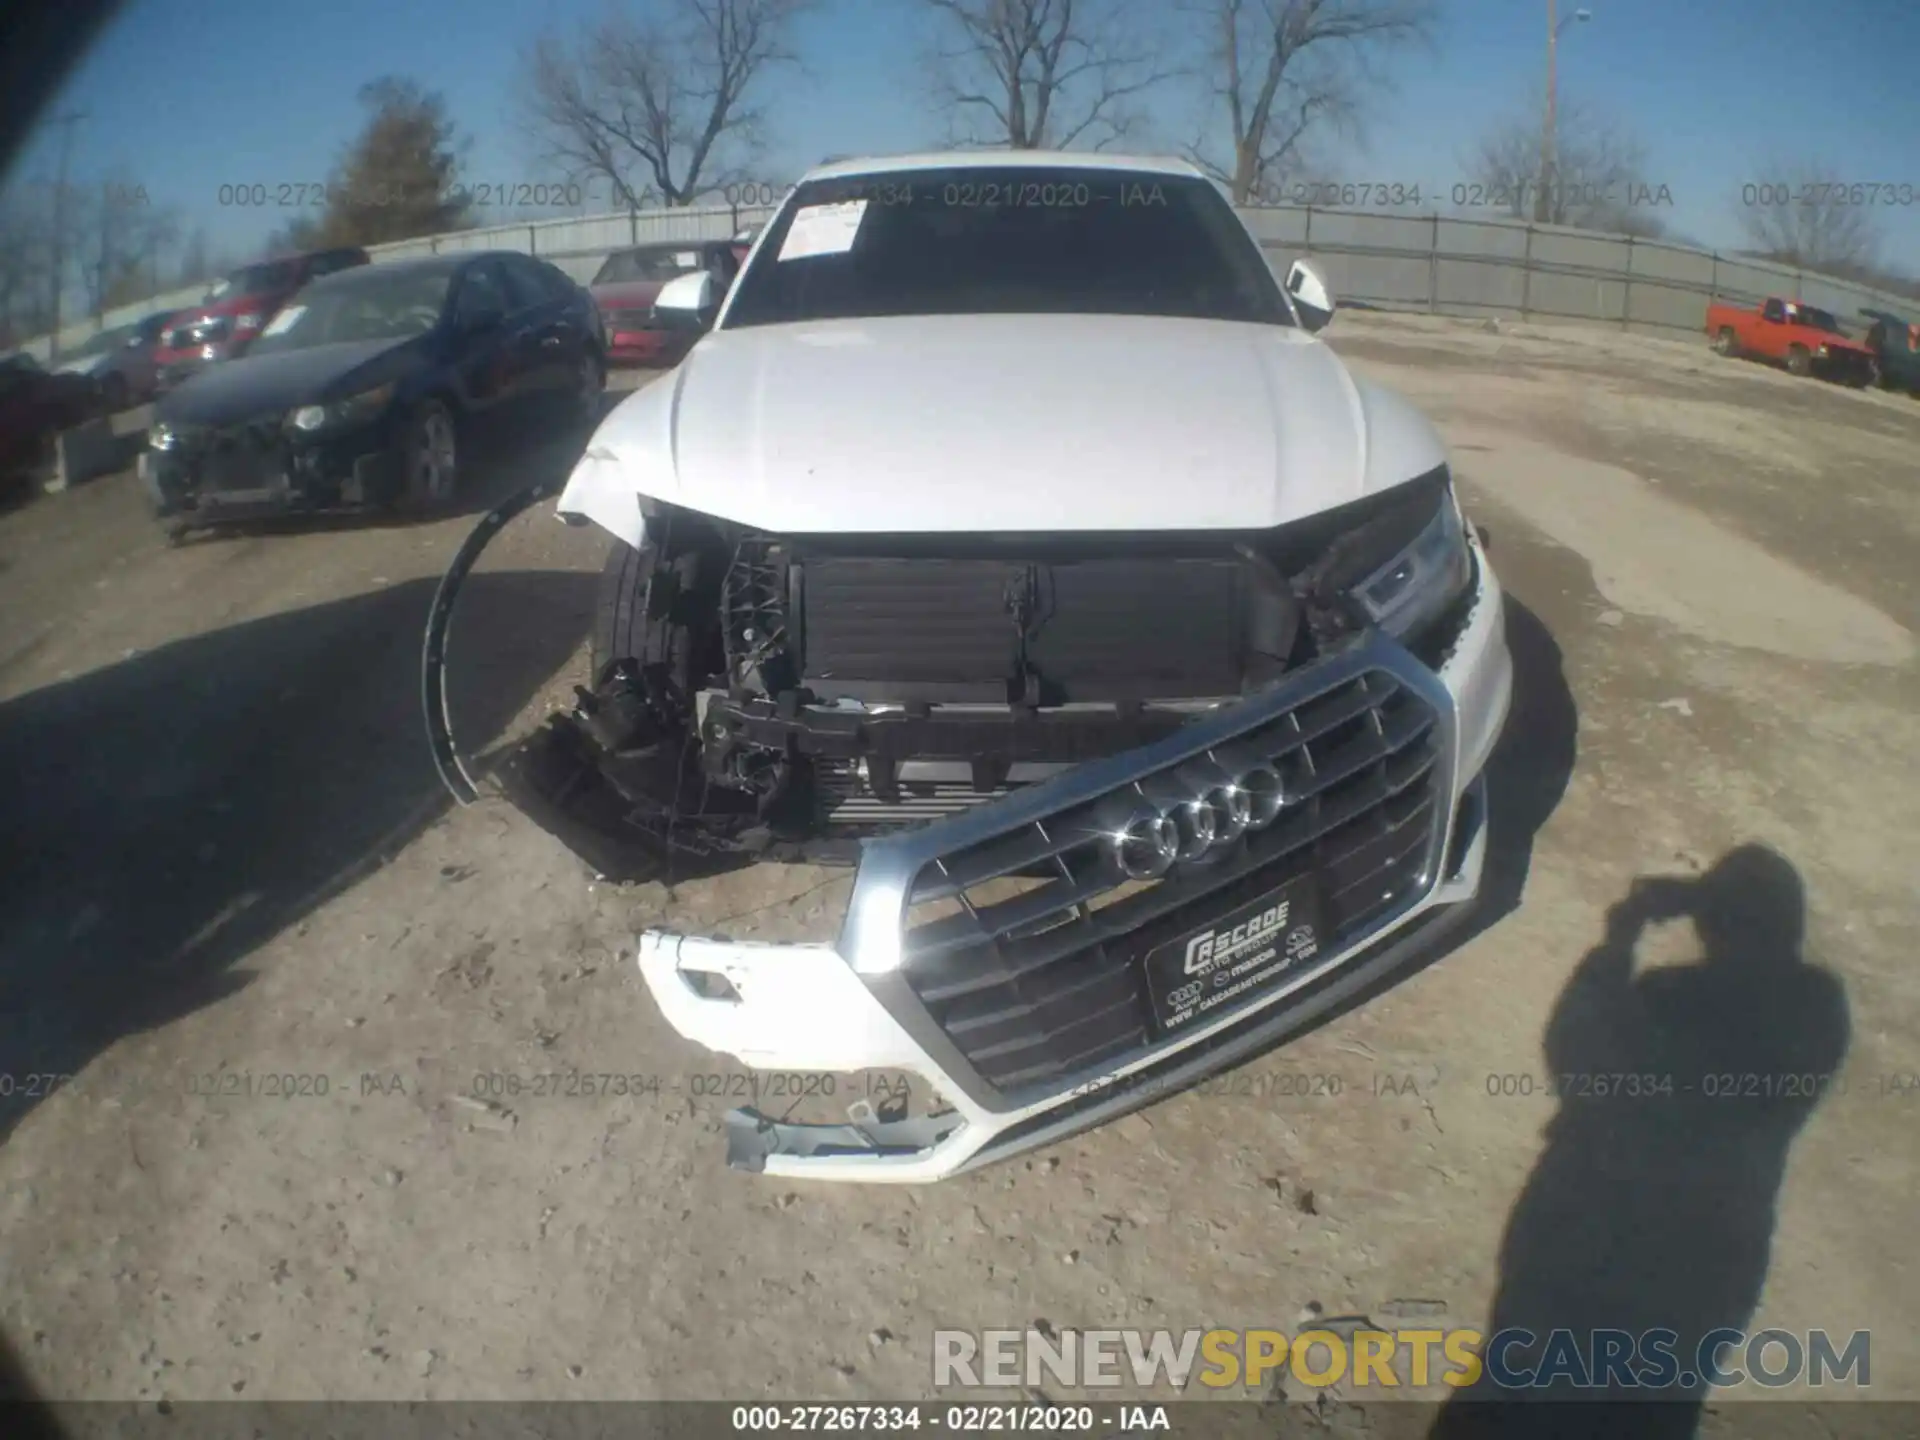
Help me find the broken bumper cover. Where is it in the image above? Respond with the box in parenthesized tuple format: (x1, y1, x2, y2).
(636, 547, 1513, 1182)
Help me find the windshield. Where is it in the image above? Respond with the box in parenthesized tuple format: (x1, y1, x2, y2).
(70, 325, 135, 358)
(593, 247, 705, 285)
(721, 168, 1293, 329)
(246, 269, 453, 354)
(1795, 306, 1845, 336)
(207, 260, 300, 300)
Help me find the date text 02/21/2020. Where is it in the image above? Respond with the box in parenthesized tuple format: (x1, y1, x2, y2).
(729, 1405, 1169, 1432)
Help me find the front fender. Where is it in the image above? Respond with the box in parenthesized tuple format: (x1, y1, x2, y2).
(555, 368, 691, 548)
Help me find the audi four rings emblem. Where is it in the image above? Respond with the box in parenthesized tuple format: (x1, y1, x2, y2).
(1168, 979, 1206, 1008)
(1106, 762, 1288, 881)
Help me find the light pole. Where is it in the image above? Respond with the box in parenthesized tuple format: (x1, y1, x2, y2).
(46, 109, 88, 352)
(1538, 3, 1591, 223)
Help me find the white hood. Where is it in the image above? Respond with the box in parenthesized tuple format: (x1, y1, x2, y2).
(558, 313, 1448, 548)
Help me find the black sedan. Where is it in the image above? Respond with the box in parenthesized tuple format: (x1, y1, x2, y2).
(141, 251, 605, 534)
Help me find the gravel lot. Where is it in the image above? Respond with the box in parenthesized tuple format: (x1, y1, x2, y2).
(1, 318, 1915, 1417)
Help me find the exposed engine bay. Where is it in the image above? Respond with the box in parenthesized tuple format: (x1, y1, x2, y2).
(424, 467, 1468, 882)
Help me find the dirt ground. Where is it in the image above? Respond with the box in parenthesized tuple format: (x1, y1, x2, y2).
(1, 317, 1915, 1417)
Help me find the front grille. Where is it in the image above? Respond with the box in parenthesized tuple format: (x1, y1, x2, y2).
(192, 420, 283, 493)
(171, 316, 232, 348)
(893, 666, 1443, 1097)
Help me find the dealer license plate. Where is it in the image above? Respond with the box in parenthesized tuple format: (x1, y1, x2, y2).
(200, 485, 282, 505)
(1143, 873, 1327, 1036)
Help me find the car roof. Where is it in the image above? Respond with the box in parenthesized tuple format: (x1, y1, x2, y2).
(607, 240, 721, 257)
(298, 252, 528, 290)
(797, 150, 1208, 185)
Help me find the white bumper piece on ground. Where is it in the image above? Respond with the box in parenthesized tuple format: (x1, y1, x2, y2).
(637, 547, 1513, 1182)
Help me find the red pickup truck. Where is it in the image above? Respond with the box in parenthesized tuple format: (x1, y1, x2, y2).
(1705, 296, 1875, 384)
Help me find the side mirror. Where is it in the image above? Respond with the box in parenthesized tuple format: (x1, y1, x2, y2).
(652, 271, 718, 334)
(1285, 258, 1336, 333)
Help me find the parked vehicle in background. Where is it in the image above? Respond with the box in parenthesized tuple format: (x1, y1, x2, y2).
(55, 310, 176, 412)
(142, 251, 603, 538)
(589, 240, 741, 367)
(1705, 296, 1875, 384)
(1, 352, 102, 490)
(151, 247, 370, 394)
(1860, 308, 1920, 395)
(731, 225, 760, 269)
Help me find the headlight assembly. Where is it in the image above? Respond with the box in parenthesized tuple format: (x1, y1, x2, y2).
(1290, 465, 1474, 643)
(148, 421, 178, 451)
(1350, 485, 1473, 639)
(289, 382, 396, 433)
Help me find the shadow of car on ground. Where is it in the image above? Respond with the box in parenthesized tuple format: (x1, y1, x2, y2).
(0, 567, 595, 1147)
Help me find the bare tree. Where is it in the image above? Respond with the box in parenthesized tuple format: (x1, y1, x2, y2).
(0, 192, 55, 341)
(1182, 0, 1431, 204)
(522, 0, 810, 209)
(1467, 96, 1670, 237)
(79, 174, 181, 317)
(1736, 158, 1884, 273)
(919, 0, 1172, 150)
(173, 227, 212, 289)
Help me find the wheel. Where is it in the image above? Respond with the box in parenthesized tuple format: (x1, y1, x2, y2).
(1786, 345, 1812, 377)
(570, 352, 605, 428)
(1711, 328, 1737, 358)
(401, 399, 460, 509)
(591, 538, 718, 691)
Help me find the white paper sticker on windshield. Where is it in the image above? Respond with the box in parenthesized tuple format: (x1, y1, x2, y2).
(778, 200, 867, 261)
(673, 251, 699, 268)
(261, 306, 305, 337)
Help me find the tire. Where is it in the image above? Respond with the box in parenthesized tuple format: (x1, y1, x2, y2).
(570, 351, 605, 429)
(400, 398, 460, 510)
(1786, 345, 1812, 377)
(1712, 327, 1737, 358)
(591, 538, 711, 691)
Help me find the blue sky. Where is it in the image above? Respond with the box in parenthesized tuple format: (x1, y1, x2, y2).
(9, 0, 1920, 267)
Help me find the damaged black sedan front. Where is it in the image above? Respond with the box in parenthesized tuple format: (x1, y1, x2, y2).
(141, 252, 604, 537)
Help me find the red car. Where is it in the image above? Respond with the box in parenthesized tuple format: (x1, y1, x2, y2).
(152, 246, 370, 392)
(589, 240, 742, 367)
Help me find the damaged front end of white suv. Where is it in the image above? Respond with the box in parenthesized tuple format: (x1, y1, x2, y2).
(422, 153, 1513, 1181)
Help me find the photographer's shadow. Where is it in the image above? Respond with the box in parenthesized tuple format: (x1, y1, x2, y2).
(1435, 845, 1849, 1439)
